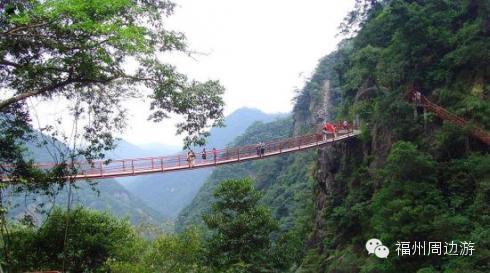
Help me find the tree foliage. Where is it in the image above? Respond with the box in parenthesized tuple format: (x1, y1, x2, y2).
(0, 0, 225, 187)
(203, 178, 279, 272)
(292, 1, 489, 272)
(109, 228, 209, 273)
(3, 207, 140, 272)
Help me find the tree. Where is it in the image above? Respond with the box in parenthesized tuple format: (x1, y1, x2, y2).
(4, 207, 141, 273)
(0, 0, 225, 185)
(339, 0, 386, 36)
(203, 178, 278, 273)
(0, 2, 225, 253)
(109, 228, 209, 273)
(144, 228, 208, 273)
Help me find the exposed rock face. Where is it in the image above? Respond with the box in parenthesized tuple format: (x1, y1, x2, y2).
(295, 77, 374, 271)
(315, 80, 334, 124)
(308, 138, 362, 246)
(293, 80, 333, 135)
(292, 78, 335, 257)
(292, 72, 391, 272)
(316, 144, 343, 195)
(306, 143, 342, 253)
(292, 77, 340, 257)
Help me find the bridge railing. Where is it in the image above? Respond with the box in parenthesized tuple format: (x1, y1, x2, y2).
(72, 131, 353, 178)
(1, 127, 357, 180)
(417, 95, 490, 145)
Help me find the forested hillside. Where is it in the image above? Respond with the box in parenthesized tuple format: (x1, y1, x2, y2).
(7, 134, 169, 227)
(1, 0, 488, 272)
(294, 1, 490, 272)
(176, 117, 316, 235)
(7, 179, 169, 226)
(179, 1, 489, 272)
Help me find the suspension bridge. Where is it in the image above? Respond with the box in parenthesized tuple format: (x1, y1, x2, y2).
(16, 128, 359, 181)
(2, 90, 488, 183)
(5, 88, 490, 273)
(408, 90, 490, 145)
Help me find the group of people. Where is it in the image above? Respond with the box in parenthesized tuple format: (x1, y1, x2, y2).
(186, 120, 355, 168)
(256, 142, 266, 157)
(186, 141, 268, 168)
(186, 147, 218, 168)
(185, 119, 355, 168)
(322, 120, 352, 140)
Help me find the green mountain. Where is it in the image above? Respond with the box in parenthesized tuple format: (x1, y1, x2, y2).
(292, 1, 490, 271)
(8, 133, 170, 228)
(175, 117, 317, 232)
(4, 1, 489, 272)
(7, 179, 169, 227)
(177, 2, 489, 272)
(116, 107, 285, 218)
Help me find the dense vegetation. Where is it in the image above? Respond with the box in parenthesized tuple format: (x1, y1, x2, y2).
(177, 117, 316, 248)
(182, 1, 489, 272)
(3, 179, 297, 272)
(1, 0, 489, 272)
(5, 207, 140, 272)
(291, 1, 490, 272)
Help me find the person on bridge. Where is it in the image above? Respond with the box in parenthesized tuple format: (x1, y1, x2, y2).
(260, 142, 266, 156)
(414, 90, 422, 104)
(201, 148, 207, 161)
(342, 120, 350, 132)
(187, 150, 196, 168)
(212, 148, 218, 163)
(323, 122, 336, 140)
(256, 143, 261, 156)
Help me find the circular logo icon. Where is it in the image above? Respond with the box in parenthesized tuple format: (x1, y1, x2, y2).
(365, 238, 389, 258)
(374, 245, 390, 258)
(365, 238, 382, 254)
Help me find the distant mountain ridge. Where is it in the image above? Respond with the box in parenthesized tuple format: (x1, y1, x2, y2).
(8, 132, 170, 228)
(8, 179, 170, 228)
(109, 140, 179, 159)
(203, 107, 287, 148)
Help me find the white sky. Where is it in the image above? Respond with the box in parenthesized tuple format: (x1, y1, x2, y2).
(31, 0, 355, 147)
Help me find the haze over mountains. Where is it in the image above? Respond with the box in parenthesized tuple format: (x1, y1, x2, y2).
(115, 107, 286, 218)
(9, 107, 285, 226)
(9, 134, 169, 227)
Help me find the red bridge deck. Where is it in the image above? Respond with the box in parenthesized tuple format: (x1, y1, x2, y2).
(16, 130, 359, 181)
